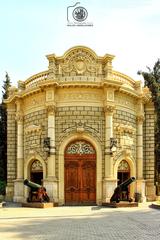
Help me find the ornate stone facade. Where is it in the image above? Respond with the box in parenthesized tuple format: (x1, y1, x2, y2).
(5, 46, 156, 204)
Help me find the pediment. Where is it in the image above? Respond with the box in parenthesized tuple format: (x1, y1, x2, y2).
(58, 46, 101, 76)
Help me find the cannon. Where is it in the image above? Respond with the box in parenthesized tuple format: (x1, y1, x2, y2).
(110, 177, 136, 203)
(24, 179, 50, 203)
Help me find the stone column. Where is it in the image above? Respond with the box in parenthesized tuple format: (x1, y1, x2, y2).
(47, 105, 56, 178)
(43, 105, 57, 202)
(13, 102, 24, 202)
(136, 115, 146, 202)
(136, 115, 144, 179)
(103, 105, 117, 202)
(104, 105, 114, 178)
(16, 113, 24, 179)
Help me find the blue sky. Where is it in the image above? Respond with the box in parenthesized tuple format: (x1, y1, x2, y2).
(0, 0, 160, 99)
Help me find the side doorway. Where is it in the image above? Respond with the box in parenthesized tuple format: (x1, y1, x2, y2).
(30, 160, 43, 185)
(117, 160, 130, 201)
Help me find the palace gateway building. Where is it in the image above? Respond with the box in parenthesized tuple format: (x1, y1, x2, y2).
(5, 46, 155, 205)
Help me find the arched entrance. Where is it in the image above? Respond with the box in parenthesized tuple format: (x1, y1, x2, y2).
(117, 160, 130, 201)
(65, 140, 96, 205)
(30, 160, 43, 185)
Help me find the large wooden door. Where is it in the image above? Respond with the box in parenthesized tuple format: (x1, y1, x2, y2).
(65, 141, 96, 205)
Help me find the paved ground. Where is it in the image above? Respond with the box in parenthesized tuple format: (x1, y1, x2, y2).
(0, 202, 160, 240)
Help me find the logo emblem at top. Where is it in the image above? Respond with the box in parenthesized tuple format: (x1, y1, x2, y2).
(72, 7, 88, 22)
(67, 2, 93, 26)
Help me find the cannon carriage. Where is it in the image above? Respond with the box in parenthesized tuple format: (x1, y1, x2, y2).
(110, 177, 136, 203)
(24, 179, 50, 203)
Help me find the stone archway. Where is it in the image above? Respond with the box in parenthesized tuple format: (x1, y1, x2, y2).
(30, 160, 43, 185)
(64, 140, 96, 205)
(117, 160, 130, 201)
(117, 160, 130, 185)
(58, 133, 102, 205)
(114, 154, 136, 199)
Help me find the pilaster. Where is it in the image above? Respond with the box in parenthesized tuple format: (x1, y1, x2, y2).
(104, 105, 115, 179)
(14, 100, 24, 202)
(136, 114, 144, 179)
(45, 101, 57, 201)
(46, 54, 56, 80)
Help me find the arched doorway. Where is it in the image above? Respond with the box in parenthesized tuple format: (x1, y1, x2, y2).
(117, 160, 130, 201)
(30, 160, 43, 185)
(65, 140, 96, 205)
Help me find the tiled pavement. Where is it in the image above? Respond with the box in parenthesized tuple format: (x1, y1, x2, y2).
(0, 202, 160, 240)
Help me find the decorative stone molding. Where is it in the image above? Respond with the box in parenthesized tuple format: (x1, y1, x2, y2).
(104, 105, 115, 114)
(8, 86, 18, 97)
(18, 81, 25, 91)
(76, 121, 85, 133)
(123, 149, 132, 158)
(31, 160, 43, 171)
(57, 48, 103, 77)
(114, 123, 135, 134)
(114, 149, 133, 165)
(55, 90, 103, 103)
(46, 104, 56, 115)
(25, 124, 42, 134)
(107, 90, 114, 101)
(59, 60, 101, 76)
(15, 112, 23, 122)
(136, 115, 145, 124)
(118, 160, 130, 171)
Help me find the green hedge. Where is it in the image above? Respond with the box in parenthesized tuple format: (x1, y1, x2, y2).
(0, 180, 6, 195)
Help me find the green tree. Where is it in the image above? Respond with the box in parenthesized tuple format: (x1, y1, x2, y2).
(138, 59, 160, 194)
(0, 72, 11, 195)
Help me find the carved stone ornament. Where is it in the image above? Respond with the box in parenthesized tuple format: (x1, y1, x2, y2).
(76, 121, 85, 133)
(104, 105, 115, 114)
(59, 49, 101, 76)
(15, 112, 23, 122)
(114, 123, 135, 134)
(74, 60, 86, 74)
(136, 115, 145, 123)
(118, 160, 129, 171)
(66, 140, 95, 155)
(46, 105, 56, 115)
(25, 124, 42, 134)
(31, 160, 43, 172)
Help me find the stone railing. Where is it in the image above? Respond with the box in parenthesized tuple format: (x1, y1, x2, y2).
(23, 70, 135, 90)
(112, 71, 135, 88)
(59, 76, 101, 83)
(25, 71, 49, 89)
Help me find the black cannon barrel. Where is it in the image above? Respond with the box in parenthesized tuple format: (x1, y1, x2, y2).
(118, 177, 136, 190)
(24, 179, 42, 190)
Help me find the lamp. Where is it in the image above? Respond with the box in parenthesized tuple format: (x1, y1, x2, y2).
(110, 137, 117, 152)
(43, 137, 50, 155)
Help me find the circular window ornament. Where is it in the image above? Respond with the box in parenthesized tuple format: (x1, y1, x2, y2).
(72, 7, 88, 22)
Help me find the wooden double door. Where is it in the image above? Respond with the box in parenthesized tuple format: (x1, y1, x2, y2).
(65, 154, 96, 205)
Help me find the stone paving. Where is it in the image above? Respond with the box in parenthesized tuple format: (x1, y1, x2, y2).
(0, 202, 160, 240)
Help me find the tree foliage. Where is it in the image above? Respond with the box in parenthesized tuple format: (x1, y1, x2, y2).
(138, 59, 160, 193)
(138, 59, 160, 109)
(0, 72, 11, 194)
